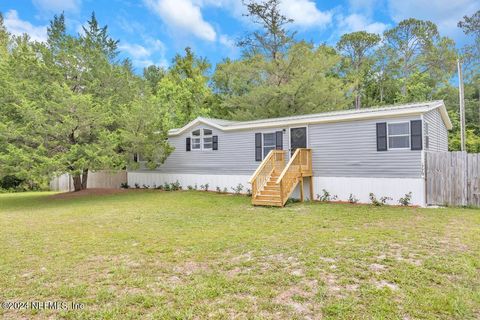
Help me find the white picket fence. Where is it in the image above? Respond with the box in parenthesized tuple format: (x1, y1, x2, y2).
(50, 170, 127, 192)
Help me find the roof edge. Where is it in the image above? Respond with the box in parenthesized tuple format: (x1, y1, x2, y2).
(168, 101, 452, 136)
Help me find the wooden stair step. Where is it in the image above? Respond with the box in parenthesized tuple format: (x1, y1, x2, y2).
(256, 195, 281, 201)
(260, 190, 280, 196)
(263, 186, 280, 191)
(252, 199, 283, 207)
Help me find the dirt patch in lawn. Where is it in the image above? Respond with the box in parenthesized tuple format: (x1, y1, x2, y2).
(50, 188, 139, 199)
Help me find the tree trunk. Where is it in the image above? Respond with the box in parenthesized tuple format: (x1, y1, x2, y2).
(81, 169, 88, 190)
(355, 94, 361, 110)
(355, 85, 361, 110)
(72, 175, 82, 192)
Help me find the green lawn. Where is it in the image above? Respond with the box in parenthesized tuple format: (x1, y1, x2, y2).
(0, 191, 479, 319)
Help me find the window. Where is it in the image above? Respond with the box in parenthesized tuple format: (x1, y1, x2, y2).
(388, 122, 410, 149)
(424, 122, 429, 149)
(263, 133, 276, 158)
(191, 129, 201, 150)
(203, 129, 213, 150)
(189, 128, 216, 151)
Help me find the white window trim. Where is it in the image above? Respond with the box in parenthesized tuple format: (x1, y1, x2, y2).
(190, 128, 214, 151)
(387, 121, 411, 150)
(262, 132, 277, 159)
(203, 129, 213, 151)
(424, 121, 430, 150)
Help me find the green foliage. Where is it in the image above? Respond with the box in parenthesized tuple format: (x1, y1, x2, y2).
(337, 31, 381, 109)
(0, 13, 172, 190)
(369, 193, 392, 206)
(231, 183, 244, 194)
(143, 65, 166, 94)
(155, 48, 212, 127)
(348, 193, 359, 204)
(399, 192, 413, 206)
(214, 42, 349, 120)
(239, 0, 295, 60)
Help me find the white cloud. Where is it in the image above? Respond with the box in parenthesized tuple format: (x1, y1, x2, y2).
(32, 0, 81, 13)
(119, 38, 168, 69)
(119, 43, 152, 59)
(144, 0, 216, 41)
(280, 0, 333, 28)
(348, 0, 382, 17)
(203, 0, 332, 29)
(4, 10, 47, 42)
(387, 0, 479, 38)
(219, 34, 235, 49)
(337, 13, 389, 34)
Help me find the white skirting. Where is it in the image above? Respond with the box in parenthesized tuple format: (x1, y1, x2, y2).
(127, 172, 251, 193)
(312, 176, 425, 207)
(127, 172, 426, 207)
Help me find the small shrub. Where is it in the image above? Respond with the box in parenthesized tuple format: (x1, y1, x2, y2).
(369, 193, 392, 206)
(142, 184, 149, 189)
(223, 187, 228, 193)
(163, 182, 171, 191)
(156, 184, 163, 190)
(231, 183, 244, 195)
(194, 183, 198, 190)
(348, 193, 358, 204)
(246, 188, 252, 197)
(171, 180, 181, 191)
(200, 183, 209, 191)
(317, 189, 331, 202)
(120, 182, 129, 189)
(369, 193, 381, 206)
(216, 186, 221, 193)
(187, 185, 193, 190)
(398, 192, 412, 206)
(134, 183, 140, 189)
(380, 196, 392, 204)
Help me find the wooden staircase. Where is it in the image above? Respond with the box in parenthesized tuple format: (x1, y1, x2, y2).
(252, 170, 283, 206)
(249, 149, 313, 207)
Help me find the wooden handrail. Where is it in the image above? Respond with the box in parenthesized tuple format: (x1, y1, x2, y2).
(249, 150, 286, 200)
(276, 148, 312, 205)
(248, 150, 284, 183)
(276, 148, 301, 184)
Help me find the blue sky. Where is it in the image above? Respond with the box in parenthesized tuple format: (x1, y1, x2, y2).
(1, 0, 479, 73)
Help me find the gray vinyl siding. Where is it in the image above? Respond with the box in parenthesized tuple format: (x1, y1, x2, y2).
(424, 109, 448, 152)
(136, 123, 289, 175)
(133, 115, 440, 179)
(309, 115, 423, 178)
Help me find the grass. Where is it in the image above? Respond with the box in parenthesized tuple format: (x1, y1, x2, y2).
(0, 190, 479, 319)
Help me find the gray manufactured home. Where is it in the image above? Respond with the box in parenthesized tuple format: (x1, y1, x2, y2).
(128, 101, 452, 206)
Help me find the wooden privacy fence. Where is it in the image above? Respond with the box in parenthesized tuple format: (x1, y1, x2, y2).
(425, 152, 480, 207)
(50, 170, 127, 192)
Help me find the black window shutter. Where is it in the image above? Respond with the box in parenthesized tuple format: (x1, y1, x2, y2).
(411, 120, 422, 150)
(255, 133, 262, 161)
(275, 131, 283, 150)
(133, 153, 138, 162)
(186, 137, 191, 151)
(212, 135, 218, 150)
(376, 123, 387, 151)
